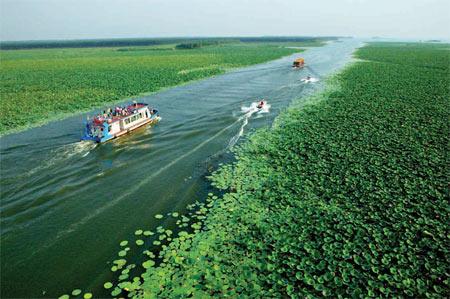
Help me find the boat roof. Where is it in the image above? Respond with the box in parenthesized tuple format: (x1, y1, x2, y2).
(90, 102, 150, 125)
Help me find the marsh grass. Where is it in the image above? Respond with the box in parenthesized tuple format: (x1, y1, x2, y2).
(0, 43, 303, 135)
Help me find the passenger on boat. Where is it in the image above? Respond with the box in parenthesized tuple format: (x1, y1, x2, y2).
(257, 100, 265, 109)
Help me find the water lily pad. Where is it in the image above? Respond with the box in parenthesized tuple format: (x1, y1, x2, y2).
(83, 293, 93, 299)
(155, 214, 163, 219)
(143, 230, 153, 236)
(142, 260, 155, 269)
(72, 289, 82, 296)
(136, 239, 144, 246)
(134, 229, 143, 236)
(113, 259, 126, 267)
(58, 295, 69, 299)
(119, 240, 128, 247)
(172, 212, 179, 217)
(118, 250, 127, 257)
(104, 282, 113, 289)
(111, 287, 121, 297)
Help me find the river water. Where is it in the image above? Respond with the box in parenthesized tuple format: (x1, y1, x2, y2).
(0, 39, 361, 298)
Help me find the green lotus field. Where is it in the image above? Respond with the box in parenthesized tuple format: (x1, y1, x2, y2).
(0, 43, 302, 134)
(89, 42, 450, 298)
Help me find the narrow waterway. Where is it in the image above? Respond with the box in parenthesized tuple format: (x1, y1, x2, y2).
(0, 39, 361, 298)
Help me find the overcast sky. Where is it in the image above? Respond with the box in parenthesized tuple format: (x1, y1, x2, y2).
(1, 0, 449, 41)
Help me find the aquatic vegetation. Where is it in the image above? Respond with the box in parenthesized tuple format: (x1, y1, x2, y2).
(0, 36, 332, 50)
(120, 43, 447, 298)
(61, 42, 449, 298)
(0, 43, 302, 134)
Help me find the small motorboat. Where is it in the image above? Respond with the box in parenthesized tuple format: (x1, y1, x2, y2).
(257, 100, 266, 109)
(82, 102, 160, 143)
(300, 76, 319, 83)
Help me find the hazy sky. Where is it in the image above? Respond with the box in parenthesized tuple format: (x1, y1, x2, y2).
(1, 0, 449, 41)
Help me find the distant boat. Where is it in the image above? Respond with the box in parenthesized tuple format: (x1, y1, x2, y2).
(300, 76, 319, 83)
(82, 102, 160, 143)
(292, 57, 305, 68)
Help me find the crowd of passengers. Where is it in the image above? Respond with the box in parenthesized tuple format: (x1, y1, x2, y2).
(93, 103, 143, 122)
(95, 106, 132, 120)
(91, 103, 157, 125)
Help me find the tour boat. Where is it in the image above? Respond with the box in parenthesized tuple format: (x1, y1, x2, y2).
(81, 102, 160, 143)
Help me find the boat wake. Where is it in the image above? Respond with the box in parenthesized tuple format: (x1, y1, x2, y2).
(227, 101, 271, 149)
(26, 141, 97, 176)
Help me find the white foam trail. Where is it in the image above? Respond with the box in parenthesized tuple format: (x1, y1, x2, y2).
(228, 115, 249, 149)
(228, 102, 271, 148)
(26, 141, 96, 176)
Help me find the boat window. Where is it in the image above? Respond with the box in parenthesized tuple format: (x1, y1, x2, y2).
(108, 126, 111, 132)
(145, 111, 149, 118)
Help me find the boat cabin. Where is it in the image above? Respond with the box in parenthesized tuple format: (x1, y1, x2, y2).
(293, 58, 305, 68)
